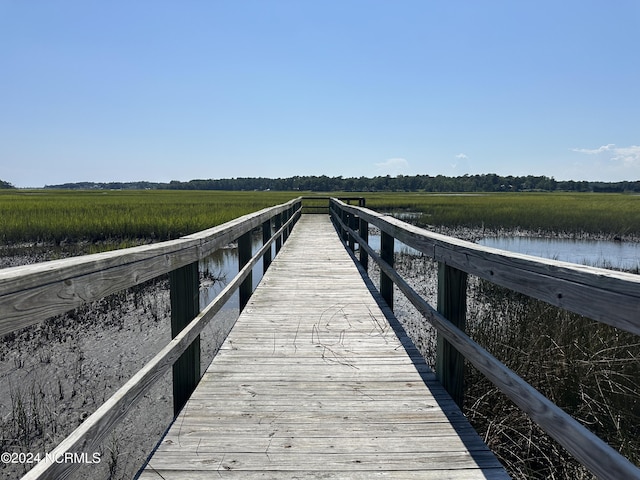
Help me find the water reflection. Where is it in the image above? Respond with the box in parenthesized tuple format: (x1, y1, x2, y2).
(367, 231, 639, 271)
(198, 232, 272, 310)
(367, 234, 420, 256)
(478, 236, 640, 270)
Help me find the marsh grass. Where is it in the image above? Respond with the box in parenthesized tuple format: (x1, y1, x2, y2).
(465, 279, 640, 478)
(3, 190, 639, 246)
(363, 192, 640, 238)
(389, 251, 640, 479)
(0, 190, 299, 246)
(3, 189, 639, 478)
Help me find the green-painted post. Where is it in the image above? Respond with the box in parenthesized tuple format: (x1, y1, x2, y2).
(435, 263, 468, 409)
(380, 231, 394, 311)
(348, 212, 356, 252)
(274, 213, 282, 254)
(359, 217, 369, 272)
(282, 209, 290, 243)
(169, 261, 200, 417)
(238, 231, 252, 311)
(262, 218, 272, 274)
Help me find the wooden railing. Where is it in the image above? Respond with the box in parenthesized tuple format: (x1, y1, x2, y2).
(330, 197, 640, 480)
(300, 195, 365, 214)
(0, 197, 303, 480)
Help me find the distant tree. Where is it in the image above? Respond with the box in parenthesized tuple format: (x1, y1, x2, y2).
(0, 179, 15, 189)
(42, 174, 640, 193)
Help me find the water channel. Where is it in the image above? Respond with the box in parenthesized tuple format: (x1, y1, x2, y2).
(384, 211, 640, 271)
(369, 231, 639, 271)
(477, 236, 640, 270)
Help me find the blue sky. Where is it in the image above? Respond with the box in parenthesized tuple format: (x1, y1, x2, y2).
(1, 1, 639, 188)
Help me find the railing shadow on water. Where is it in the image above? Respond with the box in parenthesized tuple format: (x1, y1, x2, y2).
(330, 197, 640, 480)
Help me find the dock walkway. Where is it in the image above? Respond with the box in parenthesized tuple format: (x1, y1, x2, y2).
(140, 214, 507, 479)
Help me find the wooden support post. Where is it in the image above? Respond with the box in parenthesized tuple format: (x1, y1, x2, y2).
(169, 261, 200, 417)
(436, 263, 468, 409)
(291, 205, 297, 231)
(342, 210, 349, 243)
(359, 218, 369, 272)
(380, 231, 394, 311)
(238, 231, 252, 311)
(282, 209, 290, 243)
(334, 205, 343, 238)
(262, 219, 272, 274)
(274, 213, 282, 254)
(348, 213, 356, 252)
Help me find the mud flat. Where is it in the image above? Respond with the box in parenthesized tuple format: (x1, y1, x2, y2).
(0, 249, 237, 480)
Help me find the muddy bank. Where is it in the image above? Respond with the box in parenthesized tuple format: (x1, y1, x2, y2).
(0, 261, 237, 480)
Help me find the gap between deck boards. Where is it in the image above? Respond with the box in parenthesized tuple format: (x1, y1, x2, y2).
(139, 214, 508, 479)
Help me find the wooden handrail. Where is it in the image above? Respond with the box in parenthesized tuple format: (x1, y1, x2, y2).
(0, 198, 302, 337)
(3, 198, 302, 480)
(331, 199, 640, 335)
(6, 195, 639, 479)
(330, 197, 640, 480)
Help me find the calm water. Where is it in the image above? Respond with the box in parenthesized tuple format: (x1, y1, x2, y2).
(478, 236, 640, 270)
(198, 233, 270, 310)
(369, 231, 639, 270)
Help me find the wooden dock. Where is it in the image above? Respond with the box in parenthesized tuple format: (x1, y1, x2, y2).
(139, 215, 507, 479)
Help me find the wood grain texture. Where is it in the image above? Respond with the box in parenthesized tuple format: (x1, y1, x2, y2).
(141, 215, 507, 479)
(19, 207, 301, 480)
(332, 204, 640, 480)
(0, 199, 301, 337)
(332, 199, 640, 335)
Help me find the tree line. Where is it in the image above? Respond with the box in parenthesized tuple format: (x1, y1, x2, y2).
(39, 174, 640, 193)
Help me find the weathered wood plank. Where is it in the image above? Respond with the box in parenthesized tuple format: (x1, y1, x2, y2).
(333, 199, 640, 335)
(144, 451, 503, 471)
(141, 215, 505, 479)
(158, 420, 482, 439)
(139, 470, 510, 480)
(0, 199, 302, 336)
(156, 433, 490, 452)
(20, 207, 302, 480)
(338, 210, 640, 480)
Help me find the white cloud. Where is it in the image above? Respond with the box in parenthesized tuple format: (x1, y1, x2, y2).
(572, 144, 640, 167)
(455, 153, 468, 159)
(375, 157, 409, 175)
(611, 145, 640, 166)
(571, 144, 615, 155)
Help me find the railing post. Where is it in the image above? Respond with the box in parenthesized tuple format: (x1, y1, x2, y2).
(290, 205, 296, 233)
(348, 212, 356, 252)
(169, 261, 200, 417)
(359, 217, 369, 272)
(282, 209, 290, 243)
(436, 263, 468, 409)
(342, 209, 349, 243)
(273, 213, 282, 254)
(262, 218, 272, 274)
(285, 206, 291, 237)
(380, 231, 394, 311)
(334, 204, 343, 237)
(239, 231, 252, 311)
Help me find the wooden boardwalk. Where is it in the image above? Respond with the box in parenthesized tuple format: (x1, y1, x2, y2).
(140, 215, 508, 479)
